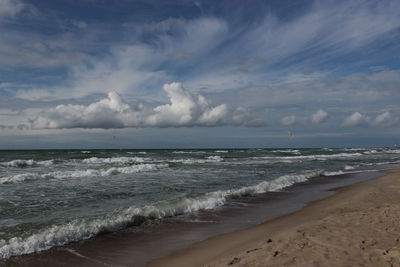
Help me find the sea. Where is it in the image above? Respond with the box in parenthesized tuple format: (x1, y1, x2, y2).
(1, 147, 400, 259)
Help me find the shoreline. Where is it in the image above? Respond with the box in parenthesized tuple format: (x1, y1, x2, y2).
(1, 167, 388, 267)
(149, 168, 400, 266)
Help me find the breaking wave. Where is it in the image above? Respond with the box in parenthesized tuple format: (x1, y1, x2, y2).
(0, 164, 168, 184)
(255, 152, 363, 162)
(271, 149, 301, 154)
(169, 155, 223, 164)
(1, 159, 54, 168)
(322, 170, 346, 176)
(0, 169, 324, 259)
(172, 151, 206, 154)
(82, 157, 150, 164)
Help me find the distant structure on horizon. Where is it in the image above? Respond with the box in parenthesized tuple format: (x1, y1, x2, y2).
(288, 131, 294, 140)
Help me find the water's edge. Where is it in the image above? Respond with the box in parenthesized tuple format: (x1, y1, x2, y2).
(1, 168, 385, 267)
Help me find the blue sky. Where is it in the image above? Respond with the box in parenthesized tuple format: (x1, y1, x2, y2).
(0, 0, 400, 149)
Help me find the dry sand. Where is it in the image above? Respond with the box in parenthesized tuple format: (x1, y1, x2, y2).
(149, 169, 400, 267)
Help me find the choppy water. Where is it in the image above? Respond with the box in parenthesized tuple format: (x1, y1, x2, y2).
(1, 147, 400, 258)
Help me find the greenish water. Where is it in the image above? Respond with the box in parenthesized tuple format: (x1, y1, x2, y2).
(1, 147, 399, 258)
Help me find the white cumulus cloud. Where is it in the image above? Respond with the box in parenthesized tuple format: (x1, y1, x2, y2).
(311, 109, 329, 124)
(373, 111, 398, 127)
(280, 115, 296, 126)
(145, 82, 228, 127)
(342, 112, 368, 126)
(30, 82, 232, 129)
(374, 111, 391, 125)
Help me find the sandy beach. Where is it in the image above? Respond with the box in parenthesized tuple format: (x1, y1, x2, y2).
(150, 168, 400, 267)
(3, 0, 399, 265)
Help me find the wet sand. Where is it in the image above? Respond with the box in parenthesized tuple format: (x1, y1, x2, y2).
(150, 169, 400, 267)
(0, 169, 388, 267)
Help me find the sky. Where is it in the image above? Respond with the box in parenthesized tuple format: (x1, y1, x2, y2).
(0, 0, 400, 149)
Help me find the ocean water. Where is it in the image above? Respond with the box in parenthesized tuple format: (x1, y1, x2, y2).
(1, 147, 400, 258)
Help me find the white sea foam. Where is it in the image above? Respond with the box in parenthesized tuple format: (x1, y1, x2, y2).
(0, 169, 323, 259)
(170, 155, 223, 164)
(344, 165, 356, 170)
(323, 170, 345, 176)
(363, 149, 378, 154)
(271, 149, 301, 154)
(255, 152, 363, 162)
(384, 149, 400, 154)
(215, 150, 229, 153)
(172, 151, 206, 154)
(362, 160, 400, 166)
(82, 157, 149, 164)
(207, 156, 223, 161)
(1, 159, 54, 168)
(323, 167, 382, 176)
(47, 164, 168, 179)
(0, 164, 168, 184)
(360, 148, 400, 155)
(0, 173, 41, 184)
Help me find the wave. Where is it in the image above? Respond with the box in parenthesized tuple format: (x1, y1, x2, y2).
(363, 150, 378, 154)
(81, 157, 150, 164)
(170, 155, 223, 164)
(172, 151, 206, 154)
(271, 149, 301, 154)
(378, 149, 400, 154)
(359, 148, 400, 155)
(0, 164, 168, 184)
(322, 170, 346, 176)
(255, 152, 363, 162)
(342, 148, 368, 151)
(0, 169, 324, 259)
(344, 165, 356, 170)
(322, 169, 376, 176)
(344, 148, 400, 154)
(68, 151, 91, 154)
(0, 173, 41, 184)
(361, 160, 400, 166)
(1, 159, 54, 168)
(50, 164, 167, 179)
(215, 150, 229, 153)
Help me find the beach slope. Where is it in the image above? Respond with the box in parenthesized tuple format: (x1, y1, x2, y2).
(150, 169, 400, 266)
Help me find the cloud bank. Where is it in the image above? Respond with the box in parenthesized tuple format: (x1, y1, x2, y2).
(30, 82, 232, 129)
